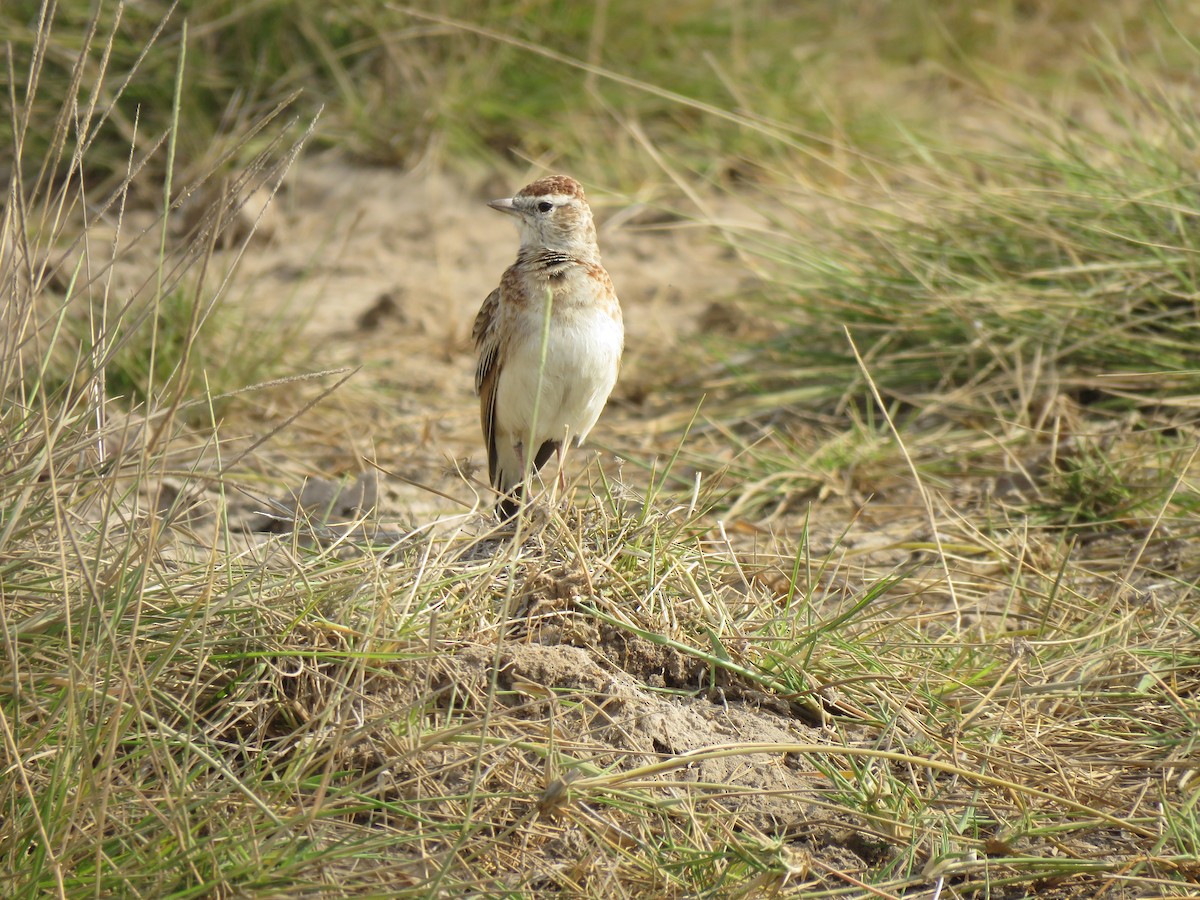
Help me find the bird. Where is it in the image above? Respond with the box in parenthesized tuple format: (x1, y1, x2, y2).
(472, 175, 624, 520)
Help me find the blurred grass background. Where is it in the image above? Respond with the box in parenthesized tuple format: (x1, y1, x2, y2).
(6, 0, 1197, 185)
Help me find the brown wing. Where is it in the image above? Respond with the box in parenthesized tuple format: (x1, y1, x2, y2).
(473, 287, 503, 488)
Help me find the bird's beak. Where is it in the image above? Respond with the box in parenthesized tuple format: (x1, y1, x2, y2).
(487, 197, 519, 216)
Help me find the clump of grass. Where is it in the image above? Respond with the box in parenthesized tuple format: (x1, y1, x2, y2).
(1037, 432, 1173, 527)
(1, 10, 321, 894)
(52, 280, 303, 425)
(727, 124, 1200, 422)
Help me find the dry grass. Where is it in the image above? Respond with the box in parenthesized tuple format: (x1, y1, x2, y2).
(3, 2, 1200, 898)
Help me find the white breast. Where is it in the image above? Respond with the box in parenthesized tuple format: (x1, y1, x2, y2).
(495, 305, 623, 449)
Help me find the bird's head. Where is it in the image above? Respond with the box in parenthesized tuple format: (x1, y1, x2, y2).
(489, 175, 598, 257)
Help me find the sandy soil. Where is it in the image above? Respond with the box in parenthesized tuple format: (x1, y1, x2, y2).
(220, 158, 755, 521)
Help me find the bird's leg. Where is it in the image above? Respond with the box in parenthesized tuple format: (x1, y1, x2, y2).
(555, 431, 572, 508)
(514, 440, 528, 509)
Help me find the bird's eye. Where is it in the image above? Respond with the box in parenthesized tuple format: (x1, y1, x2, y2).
(536, 201, 554, 213)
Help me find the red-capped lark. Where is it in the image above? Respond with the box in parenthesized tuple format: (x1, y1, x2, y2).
(473, 175, 623, 520)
